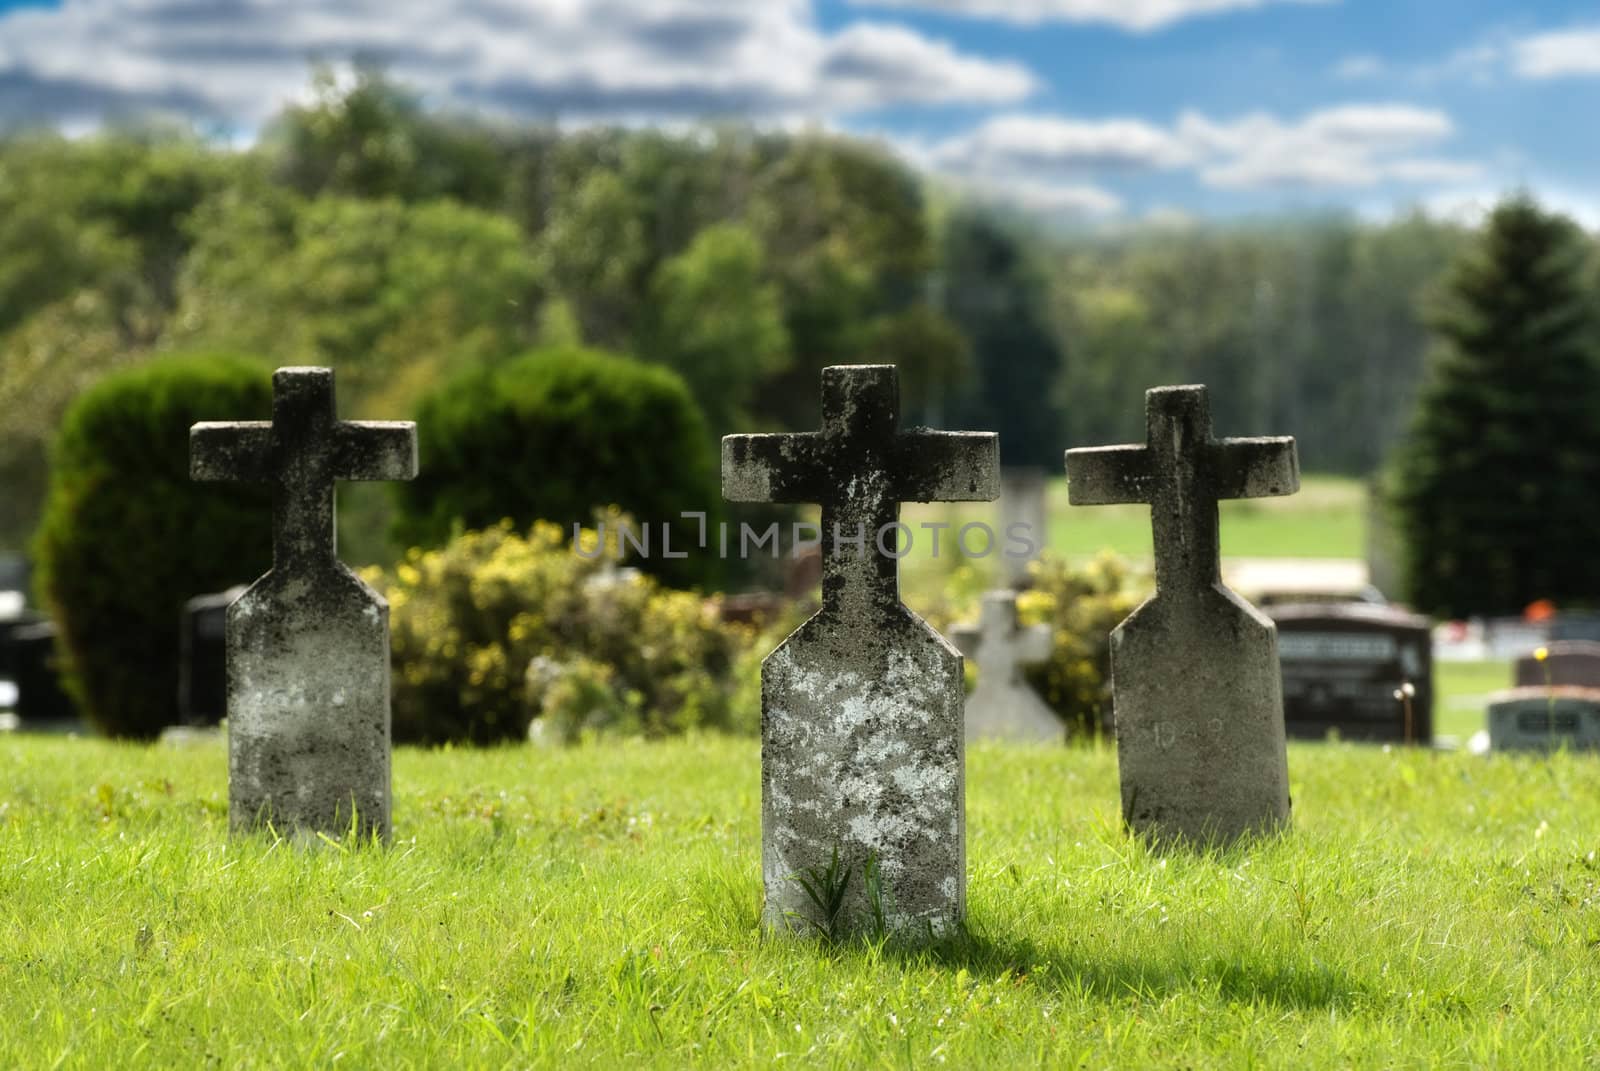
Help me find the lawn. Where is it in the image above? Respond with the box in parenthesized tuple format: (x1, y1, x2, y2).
(3, 734, 1597, 1069)
(899, 473, 1367, 565)
(897, 474, 1367, 606)
(1435, 660, 1511, 738)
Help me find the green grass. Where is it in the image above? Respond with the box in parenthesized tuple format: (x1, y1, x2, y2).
(1435, 660, 1512, 739)
(3, 735, 1598, 1068)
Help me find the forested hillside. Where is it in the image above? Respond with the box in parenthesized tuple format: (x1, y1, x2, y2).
(0, 71, 1502, 553)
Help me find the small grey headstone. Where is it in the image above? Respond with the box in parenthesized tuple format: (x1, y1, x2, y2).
(1516, 641, 1600, 688)
(160, 724, 225, 747)
(1487, 687, 1600, 752)
(952, 591, 1059, 743)
(192, 367, 416, 841)
(999, 466, 1048, 586)
(725, 364, 998, 937)
(1067, 385, 1299, 847)
(1551, 613, 1600, 643)
(1485, 618, 1547, 660)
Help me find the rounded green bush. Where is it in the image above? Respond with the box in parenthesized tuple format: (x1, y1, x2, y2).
(33, 354, 273, 738)
(393, 346, 722, 587)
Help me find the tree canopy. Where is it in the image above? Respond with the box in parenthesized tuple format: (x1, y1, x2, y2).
(0, 71, 1545, 590)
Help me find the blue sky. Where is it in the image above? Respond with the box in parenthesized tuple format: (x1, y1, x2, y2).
(1, 0, 1597, 223)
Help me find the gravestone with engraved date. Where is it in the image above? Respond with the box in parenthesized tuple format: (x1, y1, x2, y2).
(952, 590, 1060, 743)
(1066, 385, 1299, 846)
(724, 364, 998, 937)
(192, 367, 416, 840)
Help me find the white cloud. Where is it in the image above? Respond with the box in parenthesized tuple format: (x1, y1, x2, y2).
(923, 102, 1478, 201)
(880, 126, 1125, 217)
(932, 114, 1192, 175)
(1512, 27, 1600, 79)
(987, 178, 1124, 216)
(1416, 187, 1600, 231)
(819, 22, 1035, 107)
(0, 0, 1036, 128)
(1413, 43, 1502, 86)
(1179, 104, 1476, 189)
(1332, 54, 1384, 80)
(846, 0, 1330, 32)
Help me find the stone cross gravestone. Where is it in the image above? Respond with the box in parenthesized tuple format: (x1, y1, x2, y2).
(1514, 641, 1600, 689)
(724, 364, 998, 937)
(952, 591, 1059, 743)
(1267, 601, 1433, 744)
(192, 367, 416, 840)
(1066, 384, 1299, 846)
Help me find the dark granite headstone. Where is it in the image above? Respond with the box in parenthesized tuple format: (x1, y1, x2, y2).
(0, 609, 37, 683)
(1514, 641, 1600, 689)
(1266, 602, 1433, 743)
(1066, 384, 1299, 847)
(9, 619, 76, 723)
(1487, 687, 1600, 752)
(724, 364, 999, 938)
(192, 367, 417, 841)
(178, 585, 248, 726)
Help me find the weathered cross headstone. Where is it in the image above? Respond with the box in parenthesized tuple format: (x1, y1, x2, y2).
(1514, 641, 1600, 689)
(952, 591, 1059, 743)
(1066, 385, 1299, 846)
(191, 367, 416, 840)
(724, 364, 998, 937)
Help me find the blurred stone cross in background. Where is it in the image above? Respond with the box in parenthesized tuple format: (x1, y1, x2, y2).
(1066, 384, 1298, 847)
(724, 364, 998, 938)
(952, 590, 1059, 744)
(191, 366, 417, 842)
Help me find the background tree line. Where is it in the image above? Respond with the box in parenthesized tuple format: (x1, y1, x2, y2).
(0, 68, 1542, 561)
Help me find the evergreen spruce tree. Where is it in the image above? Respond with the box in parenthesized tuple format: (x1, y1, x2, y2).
(1392, 195, 1600, 618)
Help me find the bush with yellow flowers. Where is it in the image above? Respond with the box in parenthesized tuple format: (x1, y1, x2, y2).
(1016, 552, 1148, 738)
(365, 519, 776, 745)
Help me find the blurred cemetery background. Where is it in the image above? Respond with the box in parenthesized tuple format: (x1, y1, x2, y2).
(3, 0, 1600, 755)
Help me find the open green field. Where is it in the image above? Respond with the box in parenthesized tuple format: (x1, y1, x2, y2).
(1436, 660, 1511, 738)
(900, 474, 1367, 564)
(897, 474, 1367, 606)
(3, 734, 1597, 1069)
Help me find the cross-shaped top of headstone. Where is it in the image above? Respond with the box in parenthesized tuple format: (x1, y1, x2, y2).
(1065, 385, 1297, 596)
(953, 591, 1053, 684)
(191, 367, 417, 572)
(724, 365, 998, 617)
